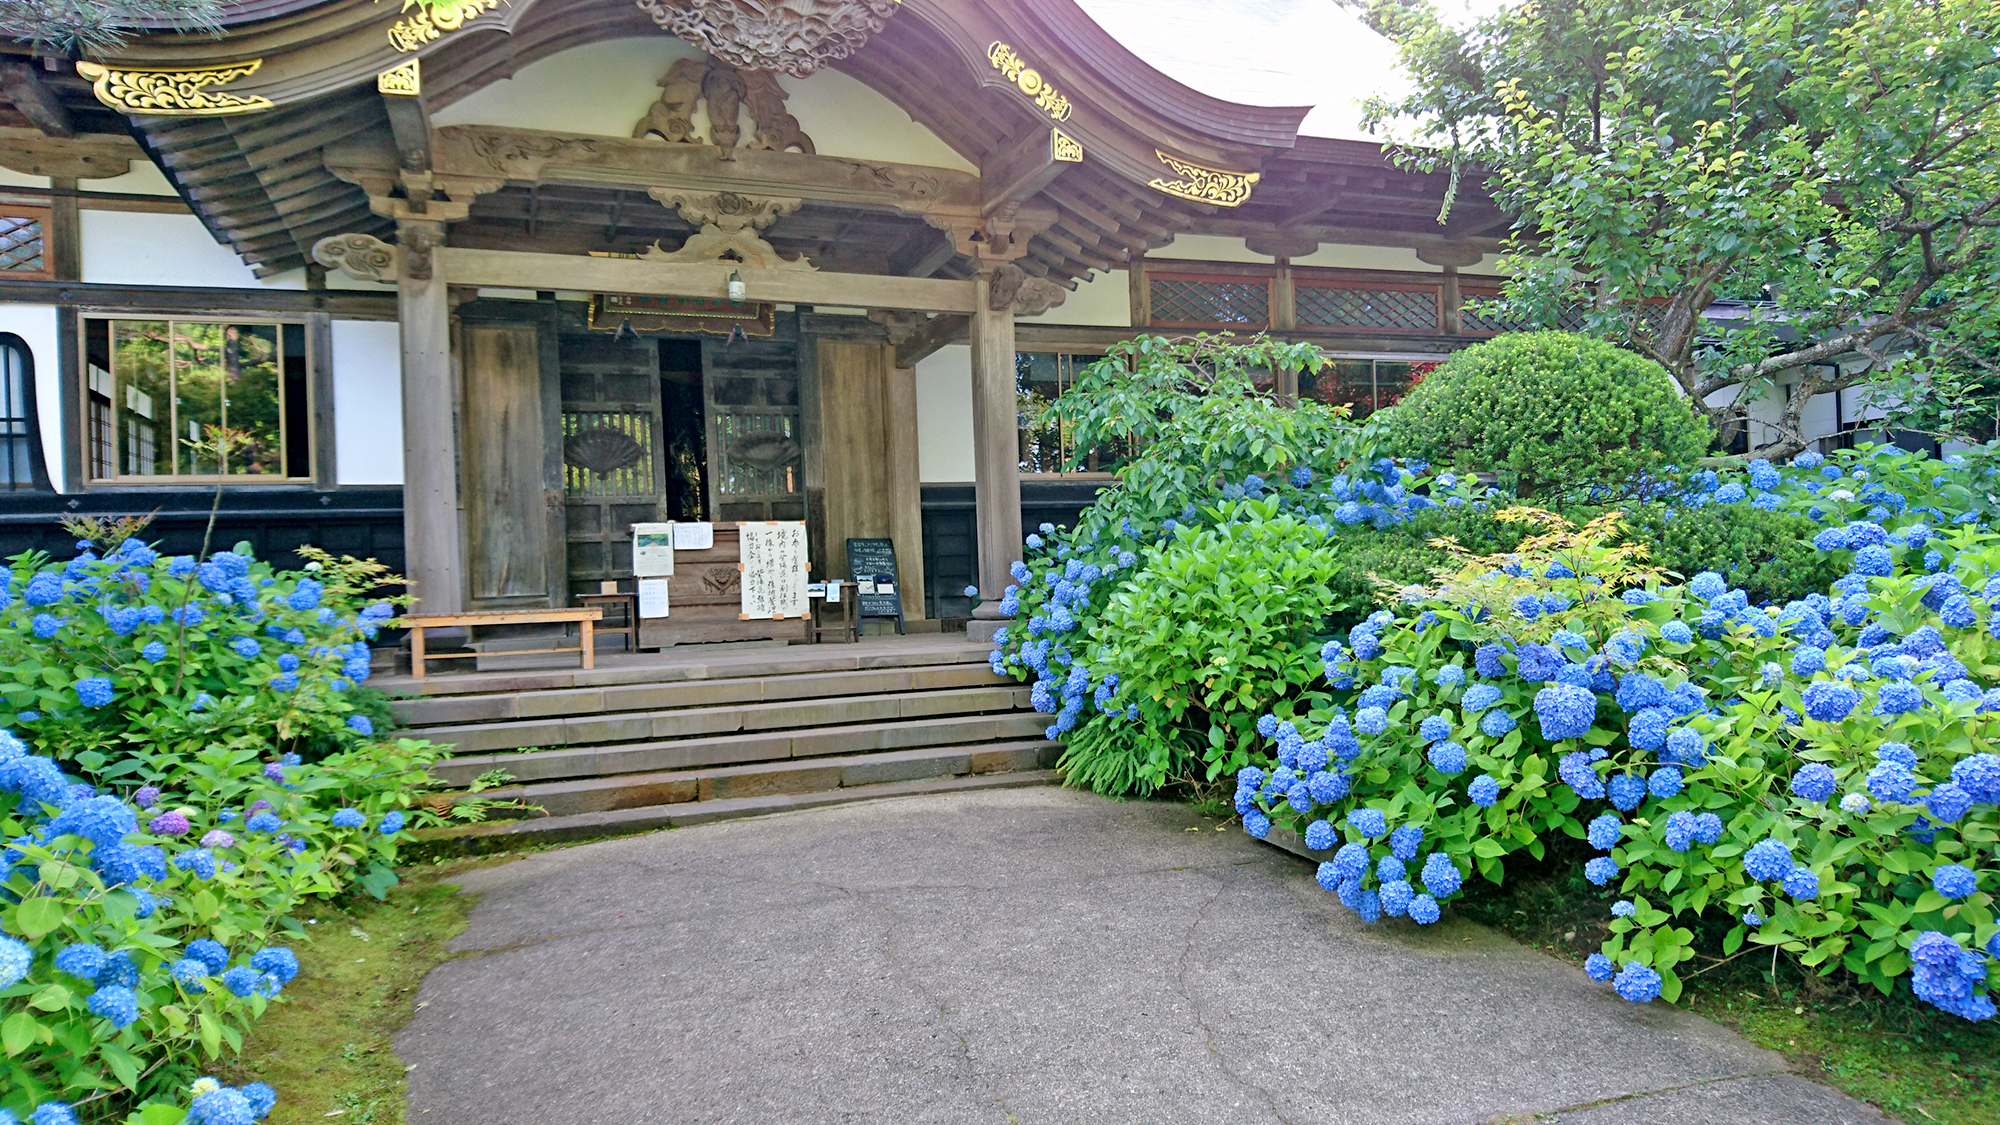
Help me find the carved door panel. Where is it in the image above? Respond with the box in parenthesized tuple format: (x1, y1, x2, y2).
(459, 319, 564, 608)
(559, 332, 664, 599)
(703, 333, 803, 523)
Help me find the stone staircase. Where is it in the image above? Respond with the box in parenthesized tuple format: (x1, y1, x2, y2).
(386, 639, 1061, 843)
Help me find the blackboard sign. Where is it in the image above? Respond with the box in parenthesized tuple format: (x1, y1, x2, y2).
(846, 538, 904, 628)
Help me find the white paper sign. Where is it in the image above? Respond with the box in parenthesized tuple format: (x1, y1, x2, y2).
(672, 521, 714, 551)
(638, 577, 671, 619)
(632, 523, 675, 577)
(738, 521, 809, 619)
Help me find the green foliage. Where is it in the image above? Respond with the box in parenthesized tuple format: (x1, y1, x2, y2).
(1361, 0, 2000, 453)
(0, 0, 223, 52)
(1043, 333, 1360, 532)
(1381, 331, 1710, 499)
(1079, 500, 1344, 793)
(1621, 501, 1846, 605)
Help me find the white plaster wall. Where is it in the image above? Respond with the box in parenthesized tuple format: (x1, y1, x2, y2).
(432, 37, 976, 172)
(1020, 269, 1130, 326)
(0, 305, 63, 491)
(80, 162, 178, 197)
(1149, 233, 1266, 264)
(0, 168, 50, 190)
(331, 320, 404, 485)
(80, 211, 301, 288)
(916, 343, 975, 483)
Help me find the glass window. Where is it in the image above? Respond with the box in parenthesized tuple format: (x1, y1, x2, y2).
(0, 337, 39, 489)
(84, 318, 309, 482)
(1301, 359, 1438, 419)
(1016, 352, 1129, 474)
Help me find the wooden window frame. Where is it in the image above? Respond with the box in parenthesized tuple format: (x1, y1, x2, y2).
(1144, 268, 1275, 330)
(1292, 277, 1445, 336)
(76, 312, 328, 488)
(0, 206, 53, 281)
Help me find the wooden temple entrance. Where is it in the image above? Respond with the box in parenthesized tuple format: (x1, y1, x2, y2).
(60, 0, 1509, 648)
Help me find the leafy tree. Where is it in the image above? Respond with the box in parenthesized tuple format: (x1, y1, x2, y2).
(0, 0, 222, 53)
(1356, 0, 2000, 457)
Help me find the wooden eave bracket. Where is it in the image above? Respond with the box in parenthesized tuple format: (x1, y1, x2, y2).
(0, 127, 141, 180)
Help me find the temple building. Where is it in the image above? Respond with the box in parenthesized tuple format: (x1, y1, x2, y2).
(0, 0, 1874, 641)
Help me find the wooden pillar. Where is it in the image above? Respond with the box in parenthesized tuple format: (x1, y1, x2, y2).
(967, 271, 1020, 642)
(885, 360, 926, 621)
(399, 222, 463, 614)
(50, 176, 80, 492)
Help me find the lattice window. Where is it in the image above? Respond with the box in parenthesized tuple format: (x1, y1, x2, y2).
(1461, 296, 1593, 335)
(1148, 276, 1269, 327)
(0, 210, 48, 278)
(563, 411, 656, 498)
(713, 412, 800, 498)
(1295, 285, 1440, 333)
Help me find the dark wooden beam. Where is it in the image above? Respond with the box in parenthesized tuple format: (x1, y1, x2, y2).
(0, 62, 72, 138)
(0, 279, 397, 319)
(894, 313, 969, 368)
(981, 128, 1075, 219)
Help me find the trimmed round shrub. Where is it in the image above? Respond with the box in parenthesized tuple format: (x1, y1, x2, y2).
(1382, 331, 1710, 499)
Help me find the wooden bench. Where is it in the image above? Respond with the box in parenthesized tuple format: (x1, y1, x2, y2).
(402, 609, 602, 680)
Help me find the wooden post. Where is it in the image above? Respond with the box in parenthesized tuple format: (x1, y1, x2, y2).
(399, 221, 464, 614)
(50, 176, 80, 493)
(885, 358, 927, 621)
(967, 270, 1021, 643)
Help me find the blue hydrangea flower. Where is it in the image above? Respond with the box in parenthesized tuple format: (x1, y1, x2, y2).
(330, 808, 366, 829)
(74, 678, 113, 708)
(1950, 753, 2000, 803)
(1788, 763, 1836, 803)
(1647, 766, 1683, 800)
(1692, 812, 1724, 844)
(1660, 621, 1693, 645)
(1420, 852, 1462, 898)
(1389, 824, 1424, 861)
(1586, 813, 1623, 851)
(1743, 839, 1794, 881)
(1584, 856, 1618, 886)
(1468, 774, 1500, 807)
(1407, 893, 1441, 924)
(1867, 761, 1916, 803)
(1433, 664, 1466, 687)
(1533, 683, 1597, 741)
(1611, 900, 1636, 918)
(1606, 772, 1647, 811)
(1783, 866, 1820, 900)
(1663, 727, 1706, 766)
(1419, 714, 1453, 743)
(1873, 680, 1923, 715)
(1427, 741, 1467, 775)
(86, 985, 139, 1028)
(1585, 953, 1615, 981)
(1927, 783, 1973, 823)
(172, 848, 218, 879)
(1307, 769, 1351, 804)
(1347, 807, 1387, 838)
(1613, 961, 1662, 1003)
(1331, 842, 1369, 884)
(245, 811, 281, 833)
(230, 637, 261, 659)
(1933, 864, 1977, 899)
(1355, 706, 1387, 736)
(54, 943, 105, 981)
(1378, 879, 1414, 917)
(1304, 819, 1335, 851)
(1689, 572, 1727, 601)
(1242, 809, 1271, 838)
(1559, 752, 1607, 799)
(379, 810, 404, 835)
(1800, 681, 1859, 722)
(141, 640, 167, 663)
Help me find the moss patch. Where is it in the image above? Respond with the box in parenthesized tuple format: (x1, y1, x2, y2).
(215, 864, 484, 1125)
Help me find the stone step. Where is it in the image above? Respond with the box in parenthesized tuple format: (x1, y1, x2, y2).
(391, 661, 1005, 728)
(408, 683, 1033, 756)
(433, 709, 1054, 787)
(467, 740, 1061, 819)
(381, 640, 995, 698)
(421, 769, 1061, 846)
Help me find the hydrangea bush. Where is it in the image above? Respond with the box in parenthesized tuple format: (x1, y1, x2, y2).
(0, 539, 444, 1122)
(999, 425, 2000, 1023)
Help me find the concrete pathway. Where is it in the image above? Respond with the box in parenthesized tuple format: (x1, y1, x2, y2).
(398, 789, 1895, 1124)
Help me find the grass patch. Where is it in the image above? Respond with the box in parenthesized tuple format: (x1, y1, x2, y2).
(214, 862, 489, 1125)
(1454, 835, 2000, 1125)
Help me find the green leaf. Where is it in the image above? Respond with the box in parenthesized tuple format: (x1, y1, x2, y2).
(1, 1010, 40, 1055)
(14, 896, 64, 939)
(198, 1012, 222, 1057)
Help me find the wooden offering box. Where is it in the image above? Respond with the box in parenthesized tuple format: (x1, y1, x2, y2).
(636, 522, 809, 648)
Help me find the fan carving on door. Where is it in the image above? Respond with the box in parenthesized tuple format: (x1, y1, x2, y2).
(565, 426, 648, 477)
